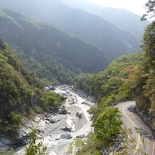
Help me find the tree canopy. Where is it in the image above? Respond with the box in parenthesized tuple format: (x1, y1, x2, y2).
(0, 39, 64, 134)
(141, 0, 155, 20)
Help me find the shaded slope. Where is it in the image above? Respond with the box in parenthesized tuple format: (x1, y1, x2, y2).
(0, 0, 141, 60)
(0, 38, 42, 132)
(64, 0, 150, 39)
(0, 38, 65, 141)
(73, 52, 144, 101)
(0, 7, 108, 84)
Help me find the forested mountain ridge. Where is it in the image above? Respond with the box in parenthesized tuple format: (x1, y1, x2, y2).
(0, 38, 41, 132)
(0, 0, 142, 60)
(0, 7, 108, 84)
(0, 0, 154, 154)
(0, 39, 42, 118)
(73, 52, 144, 104)
(0, 38, 66, 138)
(72, 51, 146, 154)
(73, 22, 155, 132)
(128, 22, 155, 131)
(64, 0, 150, 39)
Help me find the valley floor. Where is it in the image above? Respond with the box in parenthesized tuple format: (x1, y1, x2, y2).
(15, 85, 95, 155)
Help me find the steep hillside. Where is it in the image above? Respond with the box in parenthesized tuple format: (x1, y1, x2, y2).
(73, 22, 155, 132)
(64, 0, 150, 39)
(0, 39, 42, 119)
(72, 51, 145, 153)
(0, 39, 66, 151)
(127, 22, 155, 131)
(0, 7, 108, 84)
(73, 52, 144, 104)
(0, 39, 41, 131)
(0, 0, 141, 60)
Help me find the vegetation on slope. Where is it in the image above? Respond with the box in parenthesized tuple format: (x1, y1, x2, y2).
(72, 23, 155, 154)
(0, 0, 142, 60)
(72, 1, 155, 152)
(71, 52, 144, 154)
(64, 0, 150, 39)
(0, 7, 108, 84)
(73, 52, 144, 105)
(127, 22, 155, 130)
(73, 107, 122, 155)
(0, 39, 64, 134)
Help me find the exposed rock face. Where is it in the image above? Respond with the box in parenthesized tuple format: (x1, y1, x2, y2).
(0, 138, 10, 151)
(0, 88, 47, 151)
(0, 85, 94, 154)
(59, 106, 68, 114)
(0, 109, 77, 151)
(0, 113, 53, 151)
(135, 107, 155, 135)
(0, 134, 29, 152)
(60, 133, 72, 139)
(65, 115, 75, 131)
(73, 89, 95, 103)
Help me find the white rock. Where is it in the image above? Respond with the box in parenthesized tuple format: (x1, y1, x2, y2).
(33, 115, 41, 122)
(49, 151, 57, 155)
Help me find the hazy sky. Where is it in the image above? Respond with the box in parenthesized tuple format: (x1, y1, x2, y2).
(87, 0, 148, 15)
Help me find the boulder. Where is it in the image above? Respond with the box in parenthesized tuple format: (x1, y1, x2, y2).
(65, 115, 75, 131)
(50, 117, 60, 123)
(59, 106, 68, 114)
(60, 133, 72, 139)
(76, 134, 85, 138)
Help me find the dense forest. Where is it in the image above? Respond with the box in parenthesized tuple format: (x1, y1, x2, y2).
(73, 52, 144, 105)
(70, 52, 146, 154)
(0, 0, 155, 154)
(0, 39, 65, 135)
(0, 7, 108, 85)
(130, 22, 155, 129)
(0, 0, 143, 60)
(72, 21, 155, 154)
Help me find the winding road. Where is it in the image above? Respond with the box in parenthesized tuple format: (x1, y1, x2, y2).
(117, 101, 155, 155)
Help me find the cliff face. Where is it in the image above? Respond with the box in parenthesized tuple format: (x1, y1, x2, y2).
(0, 0, 142, 60)
(0, 39, 66, 152)
(0, 39, 42, 151)
(0, 38, 41, 116)
(131, 22, 155, 132)
(0, 7, 108, 85)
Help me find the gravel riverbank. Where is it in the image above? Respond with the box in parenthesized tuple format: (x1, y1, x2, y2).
(15, 85, 95, 155)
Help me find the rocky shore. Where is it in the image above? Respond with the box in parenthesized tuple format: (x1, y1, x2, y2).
(0, 85, 95, 155)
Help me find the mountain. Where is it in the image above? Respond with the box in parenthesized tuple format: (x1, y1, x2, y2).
(0, 0, 142, 60)
(0, 7, 108, 84)
(73, 51, 144, 101)
(128, 22, 155, 132)
(63, 0, 150, 39)
(73, 20, 155, 132)
(0, 38, 43, 132)
(0, 38, 66, 146)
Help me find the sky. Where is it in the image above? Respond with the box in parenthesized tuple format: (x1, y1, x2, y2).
(87, 0, 148, 16)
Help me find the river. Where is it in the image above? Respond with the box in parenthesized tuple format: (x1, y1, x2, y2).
(15, 85, 95, 155)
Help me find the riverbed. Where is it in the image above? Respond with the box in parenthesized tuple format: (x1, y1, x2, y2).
(15, 85, 95, 155)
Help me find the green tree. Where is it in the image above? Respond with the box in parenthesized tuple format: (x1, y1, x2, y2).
(25, 130, 47, 155)
(141, 0, 155, 20)
(94, 107, 122, 147)
(0, 148, 14, 155)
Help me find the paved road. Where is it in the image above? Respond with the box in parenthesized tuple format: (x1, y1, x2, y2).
(117, 101, 155, 155)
